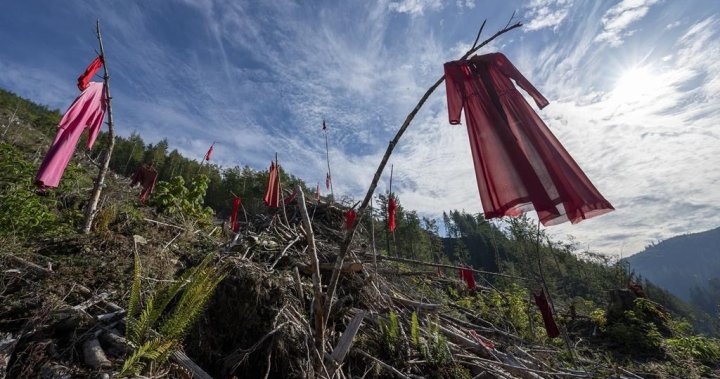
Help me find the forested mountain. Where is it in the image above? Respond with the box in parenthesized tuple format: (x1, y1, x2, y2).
(627, 227, 720, 316)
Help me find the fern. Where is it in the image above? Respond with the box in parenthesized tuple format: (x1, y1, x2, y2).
(127, 250, 142, 321)
(121, 252, 226, 376)
(411, 312, 420, 348)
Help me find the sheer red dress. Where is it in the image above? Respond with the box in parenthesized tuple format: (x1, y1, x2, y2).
(444, 53, 613, 226)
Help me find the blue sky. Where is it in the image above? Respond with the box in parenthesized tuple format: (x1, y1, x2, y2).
(1, 0, 719, 256)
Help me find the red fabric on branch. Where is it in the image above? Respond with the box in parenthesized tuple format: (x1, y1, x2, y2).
(388, 195, 397, 232)
(204, 142, 215, 161)
(444, 53, 614, 226)
(263, 162, 280, 208)
(458, 267, 477, 290)
(343, 209, 356, 230)
(230, 197, 241, 232)
(77, 56, 104, 91)
(533, 289, 560, 338)
(130, 165, 158, 204)
(36, 82, 107, 188)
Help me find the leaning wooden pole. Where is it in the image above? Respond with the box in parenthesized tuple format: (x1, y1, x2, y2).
(82, 19, 115, 234)
(324, 124, 335, 202)
(323, 20, 523, 320)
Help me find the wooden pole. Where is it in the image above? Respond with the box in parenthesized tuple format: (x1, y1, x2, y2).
(323, 20, 523, 319)
(324, 122, 335, 202)
(295, 185, 325, 371)
(82, 19, 115, 234)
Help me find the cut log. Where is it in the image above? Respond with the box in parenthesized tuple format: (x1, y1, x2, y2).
(82, 337, 111, 369)
(327, 310, 366, 377)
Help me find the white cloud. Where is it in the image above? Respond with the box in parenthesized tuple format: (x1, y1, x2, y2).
(388, 0, 443, 15)
(595, 0, 658, 46)
(524, 0, 574, 31)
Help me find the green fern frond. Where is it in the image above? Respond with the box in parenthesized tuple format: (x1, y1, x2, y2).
(411, 312, 420, 348)
(128, 250, 142, 320)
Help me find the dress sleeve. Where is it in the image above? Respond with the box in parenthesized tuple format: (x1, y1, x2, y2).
(443, 62, 465, 125)
(494, 53, 549, 109)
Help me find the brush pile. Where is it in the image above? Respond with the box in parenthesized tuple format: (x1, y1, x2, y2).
(0, 188, 691, 378)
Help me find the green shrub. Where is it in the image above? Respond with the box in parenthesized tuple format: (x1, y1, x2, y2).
(665, 336, 720, 365)
(150, 175, 213, 228)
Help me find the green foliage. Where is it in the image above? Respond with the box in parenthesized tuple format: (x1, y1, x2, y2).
(121, 252, 227, 376)
(590, 308, 608, 330)
(411, 312, 420, 348)
(0, 143, 58, 237)
(665, 336, 720, 365)
(422, 319, 451, 366)
(605, 309, 663, 354)
(378, 310, 401, 359)
(150, 175, 214, 227)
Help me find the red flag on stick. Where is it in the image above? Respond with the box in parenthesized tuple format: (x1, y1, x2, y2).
(230, 197, 241, 232)
(263, 162, 280, 208)
(77, 56, 104, 91)
(204, 142, 215, 161)
(388, 195, 397, 232)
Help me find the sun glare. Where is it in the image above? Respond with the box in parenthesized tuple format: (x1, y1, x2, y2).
(613, 66, 658, 103)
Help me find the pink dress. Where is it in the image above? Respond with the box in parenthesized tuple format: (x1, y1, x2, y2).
(444, 53, 613, 226)
(36, 82, 106, 188)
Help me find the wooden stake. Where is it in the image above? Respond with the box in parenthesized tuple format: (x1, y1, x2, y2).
(323, 19, 523, 319)
(295, 185, 325, 371)
(324, 120, 335, 202)
(83, 19, 116, 234)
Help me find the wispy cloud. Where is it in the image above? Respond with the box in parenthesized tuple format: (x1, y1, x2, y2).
(523, 0, 574, 31)
(388, 0, 443, 15)
(595, 0, 658, 46)
(0, 1, 718, 257)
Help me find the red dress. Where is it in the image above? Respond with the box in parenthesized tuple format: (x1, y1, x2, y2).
(444, 53, 614, 226)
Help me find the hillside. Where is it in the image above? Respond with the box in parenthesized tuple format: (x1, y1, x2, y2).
(2, 88, 720, 378)
(627, 227, 720, 312)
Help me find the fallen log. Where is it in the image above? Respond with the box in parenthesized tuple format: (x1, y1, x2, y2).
(82, 337, 111, 369)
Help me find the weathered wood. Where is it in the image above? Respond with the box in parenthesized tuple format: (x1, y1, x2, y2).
(0, 333, 18, 379)
(172, 351, 214, 379)
(327, 310, 366, 377)
(82, 337, 111, 369)
(293, 266, 304, 300)
(390, 296, 441, 311)
(99, 330, 131, 354)
(3, 254, 51, 276)
(83, 19, 116, 234)
(300, 262, 363, 274)
(73, 292, 110, 311)
(323, 21, 524, 323)
(143, 218, 185, 230)
(295, 185, 325, 370)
